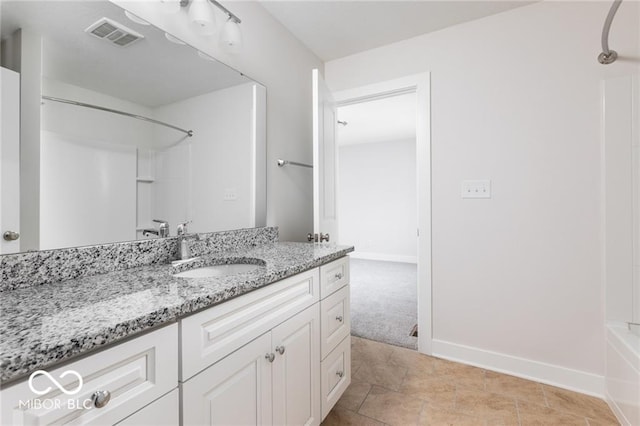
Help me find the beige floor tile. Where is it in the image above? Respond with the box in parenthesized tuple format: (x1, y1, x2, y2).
(518, 400, 588, 425)
(543, 385, 618, 424)
(338, 381, 373, 412)
(455, 389, 519, 425)
(353, 361, 408, 391)
(359, 385, 425, 426)
(352, 338, 395, 366)
(322, 406, 385, 426)
(485, 371, 546, 406)
(388, 346, 436, 373)
(432, 358, 486, 391)
(399, 371, 457, 410)
(418, 402, 486, 425)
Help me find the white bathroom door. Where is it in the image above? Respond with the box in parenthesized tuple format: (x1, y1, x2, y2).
(312, 69, 338, 243)
(1, 67, 21, 254)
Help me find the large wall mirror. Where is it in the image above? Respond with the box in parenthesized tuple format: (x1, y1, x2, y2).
(0, 0, 266, 253)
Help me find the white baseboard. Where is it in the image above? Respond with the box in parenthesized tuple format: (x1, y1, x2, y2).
(432, 339, 605, 397)
(350, 251, 417, 264)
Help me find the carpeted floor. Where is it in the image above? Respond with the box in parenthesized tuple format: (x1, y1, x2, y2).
(349, 258, 418, 349)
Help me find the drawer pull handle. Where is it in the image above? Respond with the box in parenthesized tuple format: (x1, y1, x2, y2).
(275, 345, 285, 355)
(336, 371, 344, 378)
(91, 390, 111, 409)
(265, 353, 275, 363)
(336, 315, 344, 322)
(335, 272, 343, 280)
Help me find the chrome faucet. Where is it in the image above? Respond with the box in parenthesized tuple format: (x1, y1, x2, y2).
(153, 219, 170, 237)
(143, 219, 170, 238)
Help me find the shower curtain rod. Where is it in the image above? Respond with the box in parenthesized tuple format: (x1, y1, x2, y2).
(598, 0, 622, 64)
(42, 96, 194, 137)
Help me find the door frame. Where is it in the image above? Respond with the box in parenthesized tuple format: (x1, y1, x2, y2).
(333, 73, 432, 354)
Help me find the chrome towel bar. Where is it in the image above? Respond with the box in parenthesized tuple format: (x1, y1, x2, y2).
(277, 159, 313, 169)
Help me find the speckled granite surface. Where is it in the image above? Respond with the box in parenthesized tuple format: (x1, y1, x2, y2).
(0, 227, 278, 292)
(0, 242, 353, 385)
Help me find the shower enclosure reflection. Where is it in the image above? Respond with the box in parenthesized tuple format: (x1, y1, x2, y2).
(0, 0, 266, 252)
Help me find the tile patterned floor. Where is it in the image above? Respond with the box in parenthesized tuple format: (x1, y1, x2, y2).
(322, 337, 620, 426)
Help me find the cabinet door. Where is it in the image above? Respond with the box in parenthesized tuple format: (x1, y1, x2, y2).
(272, 305, 321, 426)
(182, 333, 272, 426)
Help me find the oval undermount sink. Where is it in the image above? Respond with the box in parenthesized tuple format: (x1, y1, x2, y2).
(174, 263, 262, 279)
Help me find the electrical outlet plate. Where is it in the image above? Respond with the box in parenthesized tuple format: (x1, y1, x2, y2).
(461, 180, 491, 199)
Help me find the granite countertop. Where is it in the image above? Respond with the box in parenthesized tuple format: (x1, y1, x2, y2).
(0, 242, 353, 385)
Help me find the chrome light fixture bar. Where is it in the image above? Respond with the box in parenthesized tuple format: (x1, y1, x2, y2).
(180, 0, 241, 24)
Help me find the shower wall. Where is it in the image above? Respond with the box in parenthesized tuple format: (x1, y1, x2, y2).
(40, 78, 153, 249)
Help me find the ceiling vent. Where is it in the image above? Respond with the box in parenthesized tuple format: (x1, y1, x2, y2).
(85, 17, 144, 47)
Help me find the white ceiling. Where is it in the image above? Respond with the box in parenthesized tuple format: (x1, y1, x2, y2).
(337, 92, 416, 146)
(260, 0, 535, 61)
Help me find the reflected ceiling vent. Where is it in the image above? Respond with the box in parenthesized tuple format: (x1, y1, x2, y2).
(85, 17, 144, 47)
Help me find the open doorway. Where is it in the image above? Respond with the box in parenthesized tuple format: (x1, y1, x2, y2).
(336, 93, 418, 349)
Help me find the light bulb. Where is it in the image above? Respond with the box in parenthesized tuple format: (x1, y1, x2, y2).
(188, 0, 216, 36)
(159, 0, 180, 15)
(221, 18, 242, 52)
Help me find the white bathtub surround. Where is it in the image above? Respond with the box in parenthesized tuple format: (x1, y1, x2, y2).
(606, 323, 640, 425)
(602, 74, 640, 424)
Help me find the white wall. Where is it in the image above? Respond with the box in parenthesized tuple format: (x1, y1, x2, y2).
(151, 83, 258, 234)
(112, 0, 324, 241)
(326, 0, 639, 394)
(338, 139, 417, 263)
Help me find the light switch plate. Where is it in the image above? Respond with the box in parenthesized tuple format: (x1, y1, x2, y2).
(461, 180, 491, 199)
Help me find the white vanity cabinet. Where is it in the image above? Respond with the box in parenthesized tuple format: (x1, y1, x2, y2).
(0, 324, 179, 426)
(182, 304, 321, 426)
(318, 257, 351, 419)
(181, 256, 351, 426)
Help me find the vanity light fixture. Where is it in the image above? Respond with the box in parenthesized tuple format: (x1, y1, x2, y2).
(188, 0, 217, 36)
(220, 16, 242, 51)
(160, 0, 242, 52)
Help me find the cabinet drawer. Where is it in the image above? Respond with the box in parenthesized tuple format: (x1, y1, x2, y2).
(0, 324, 178, 426)
(116, 389, 179, 426)
(320, 285, 350, 360)
(181, 268, 320, 380)
(320, 335, 351, 420)
(319, 257, 349, 299)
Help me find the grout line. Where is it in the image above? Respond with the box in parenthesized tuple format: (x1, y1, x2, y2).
(541, 384, 550, 408)
(415, 400, 427, 426)
(515, 399, 523, 426)
(356, 382, 375, 413)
